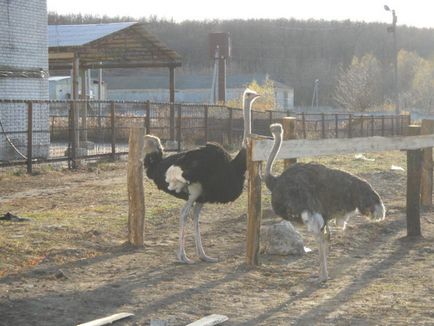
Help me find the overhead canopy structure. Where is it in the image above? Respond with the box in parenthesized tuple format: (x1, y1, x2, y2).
(48, 22, 182, 102)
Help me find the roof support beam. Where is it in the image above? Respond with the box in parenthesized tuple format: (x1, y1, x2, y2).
(49, 62, 182, 71)
(169, 66, 176, 141)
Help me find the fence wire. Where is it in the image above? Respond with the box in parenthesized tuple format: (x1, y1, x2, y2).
(0, 99, 410, 169)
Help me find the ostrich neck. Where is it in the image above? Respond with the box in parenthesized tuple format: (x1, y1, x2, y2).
(265, 132, 282, 180)
(241, 97, 252, 147)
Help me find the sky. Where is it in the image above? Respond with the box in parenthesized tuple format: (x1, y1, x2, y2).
(47, 0, 434, 29)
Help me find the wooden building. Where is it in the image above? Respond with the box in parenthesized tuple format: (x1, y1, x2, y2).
(48, 22, 182, 102)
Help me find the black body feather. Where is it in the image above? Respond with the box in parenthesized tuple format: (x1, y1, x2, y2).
(268, 163, 383, 224)
(144, 143, 246, 204)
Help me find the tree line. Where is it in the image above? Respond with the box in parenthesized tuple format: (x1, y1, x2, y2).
(48, 12, 434, 110)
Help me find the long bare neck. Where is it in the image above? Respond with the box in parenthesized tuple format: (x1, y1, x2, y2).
(265, 131, 282, 190)
(241, 97, 252, 147)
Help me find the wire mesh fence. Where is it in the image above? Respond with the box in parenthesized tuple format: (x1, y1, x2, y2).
(0, 99, 411, 171)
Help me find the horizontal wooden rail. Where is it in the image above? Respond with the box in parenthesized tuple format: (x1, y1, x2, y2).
(252, 134, 434, 161)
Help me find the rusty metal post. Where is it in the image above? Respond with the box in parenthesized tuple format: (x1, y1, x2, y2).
(218, 56, 226, 103)
(335, 114, 339, 138)
(282, 117, 297, 169)
(145, 100, 150, 134)
(111, 101, 116, 160)
(177, 104, 182, 152)
(301, 112, 306, 139)
(204, 105, 209, 143)
(27, 102, 33, 174)
(321, 113, 325, 139)
(70, 101, 77, 169)
(227, 107, 233, 146)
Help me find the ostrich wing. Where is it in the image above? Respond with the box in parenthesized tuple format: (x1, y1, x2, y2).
(175, 143, 232, 183)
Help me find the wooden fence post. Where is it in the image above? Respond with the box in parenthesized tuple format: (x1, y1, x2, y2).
(128, 127, 145, 247)
(421, 119, 434, 207)
(406, 125, 422, 237)
(246, 136, 262, 266)
(27, 101, 33, 174)
(282, 117, 297, 169)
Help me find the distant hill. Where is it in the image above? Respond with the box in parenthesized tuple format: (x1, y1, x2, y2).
(48, 13, 434, 106)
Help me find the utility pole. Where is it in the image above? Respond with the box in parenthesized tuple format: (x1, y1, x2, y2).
(311, 79, 319, 110)
(209, 33, 230, 104)
(385, 5, 399, 114)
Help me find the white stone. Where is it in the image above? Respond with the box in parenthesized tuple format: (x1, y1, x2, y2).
(261, 220, 305, 256)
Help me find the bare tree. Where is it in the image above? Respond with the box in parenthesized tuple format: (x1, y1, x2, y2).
(334, 54, 383, 111)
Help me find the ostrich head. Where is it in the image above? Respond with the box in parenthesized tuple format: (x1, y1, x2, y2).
(265, 123, 284, 191)
(144, 134, 163, 154)
(243, 88, 260, 105)
(270, 123, 283, 138)
(241, 88, 260, 146)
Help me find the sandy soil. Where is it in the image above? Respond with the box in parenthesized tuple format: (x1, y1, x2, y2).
(0, 154, 433, 326)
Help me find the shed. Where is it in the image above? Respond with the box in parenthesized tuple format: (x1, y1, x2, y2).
(48, 22, 182, 102)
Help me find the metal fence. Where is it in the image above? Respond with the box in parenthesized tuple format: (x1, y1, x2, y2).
(0, 99, 410, 171)
(295, 112, 411, 139)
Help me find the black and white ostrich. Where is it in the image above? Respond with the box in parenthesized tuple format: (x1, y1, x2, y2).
(144, 89, 260, 264)
(265, 123, 385, 281)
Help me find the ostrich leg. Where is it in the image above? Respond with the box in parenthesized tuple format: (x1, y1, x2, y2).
(193, 203, 218, 262)
(177, 199, 195, 264)
(316, 231, 329, 282)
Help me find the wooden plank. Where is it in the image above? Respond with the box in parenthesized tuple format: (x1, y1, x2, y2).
(186, 314, 228, 326)
(406, 126, 422, 237)
(421, 120, 434, 207)
(128, 127, 145, 246)
(76, 312, 134, 326)
(252, 134, 434, 162)
(246, 136, 262, 266)
(48, 51, 75, 60)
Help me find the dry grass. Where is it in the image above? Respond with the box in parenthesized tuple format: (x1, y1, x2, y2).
(0, 151, 433, 325)
(0, 151, 407, 276)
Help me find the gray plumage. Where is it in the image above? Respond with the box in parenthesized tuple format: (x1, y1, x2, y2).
(265, 123, 385, 281)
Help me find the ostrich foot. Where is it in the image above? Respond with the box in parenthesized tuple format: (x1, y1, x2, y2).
(177, 251, 194, 264)
(198, 253, 218, 263)
(307, 273, 329, 284)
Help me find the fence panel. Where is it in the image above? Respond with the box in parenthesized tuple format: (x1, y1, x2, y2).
(0, 99, 412, 169)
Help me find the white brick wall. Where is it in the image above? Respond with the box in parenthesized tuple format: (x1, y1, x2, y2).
(0, 0, 49, 160)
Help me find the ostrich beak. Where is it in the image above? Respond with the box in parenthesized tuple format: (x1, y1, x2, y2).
(252, 93, 261, 101)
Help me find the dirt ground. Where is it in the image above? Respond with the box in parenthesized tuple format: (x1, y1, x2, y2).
(0, 152, 433, 326)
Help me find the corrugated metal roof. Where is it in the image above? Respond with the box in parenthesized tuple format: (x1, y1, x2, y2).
(48, 22, 136, 47)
